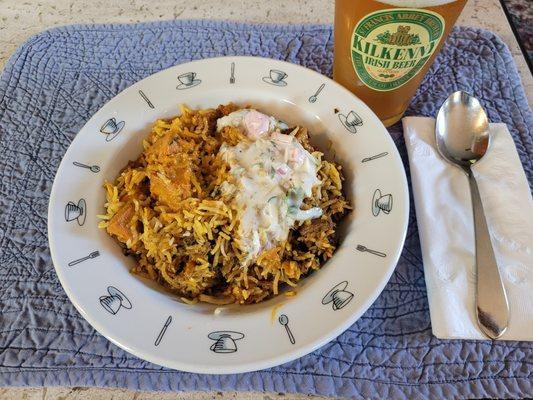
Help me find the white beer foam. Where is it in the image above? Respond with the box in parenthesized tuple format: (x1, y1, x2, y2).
(378, 0, 457, 6)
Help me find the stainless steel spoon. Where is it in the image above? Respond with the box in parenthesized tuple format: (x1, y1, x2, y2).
(435, 91, 509, 339)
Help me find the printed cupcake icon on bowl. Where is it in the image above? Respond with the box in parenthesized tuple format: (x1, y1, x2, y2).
(262, 69, 288, 86)
(372, 189, 393, 216)
(322, 281, 354, 311)
(208, 331, 245, 354)
(100, 117, 125, 142)
(176, 72, 202, 89)
(64, 198, 87, 226)
(99, 286, 132, 315)
(338, 110, 363, 134)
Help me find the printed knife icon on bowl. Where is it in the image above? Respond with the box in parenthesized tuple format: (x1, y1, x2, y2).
(154, 316, 173, 346)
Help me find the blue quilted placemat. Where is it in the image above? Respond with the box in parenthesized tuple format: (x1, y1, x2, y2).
(0, 20, 532, 399)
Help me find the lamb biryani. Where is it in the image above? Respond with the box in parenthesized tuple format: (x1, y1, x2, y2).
(99, 104, 351, 305)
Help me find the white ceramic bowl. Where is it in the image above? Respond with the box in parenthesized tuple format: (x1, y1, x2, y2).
(48, 56, 409, 374)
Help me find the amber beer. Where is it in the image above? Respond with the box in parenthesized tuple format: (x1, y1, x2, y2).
(334, 0, 467, 126)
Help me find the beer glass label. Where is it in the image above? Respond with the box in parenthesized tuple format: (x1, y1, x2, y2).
(350, 8, 445, 92)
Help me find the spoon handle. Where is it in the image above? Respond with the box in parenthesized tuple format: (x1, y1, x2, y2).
(73, 162, 89, 169)
(468, 172, 509, 339)
(284, 325, 295, 345)
(315, 83, 325, 96)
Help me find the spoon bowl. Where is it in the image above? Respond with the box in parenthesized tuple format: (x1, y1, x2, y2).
(436, 91, 490, 169)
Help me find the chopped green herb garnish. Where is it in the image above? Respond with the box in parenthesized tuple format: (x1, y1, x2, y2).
(288, 206, 298, 215)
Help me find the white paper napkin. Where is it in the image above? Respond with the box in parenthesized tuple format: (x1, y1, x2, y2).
(402, 117, 533, 341)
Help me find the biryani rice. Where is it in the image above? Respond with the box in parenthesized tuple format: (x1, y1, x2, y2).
(99, 104, 350, 305)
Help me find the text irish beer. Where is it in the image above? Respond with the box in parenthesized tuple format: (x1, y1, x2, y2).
(333, 0, 467, 127)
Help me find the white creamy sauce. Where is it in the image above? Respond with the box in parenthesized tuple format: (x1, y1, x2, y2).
(216, 109, 289, 138)
(217, 109, 323, 262)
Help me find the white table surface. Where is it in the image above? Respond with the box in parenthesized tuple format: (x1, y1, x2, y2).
(0, 0, 531, 399)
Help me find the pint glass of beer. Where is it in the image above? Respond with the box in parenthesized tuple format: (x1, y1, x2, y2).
(333, 0, 467, 127)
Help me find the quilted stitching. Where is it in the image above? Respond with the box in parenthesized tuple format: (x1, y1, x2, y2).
(0, 20, 532, 399)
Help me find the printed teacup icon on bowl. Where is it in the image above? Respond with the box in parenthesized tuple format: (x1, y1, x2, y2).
(64, 198, 86, 226)
(322, 281, 354, 311)
(176, 72, 202, 90)
(100, 117, 125, 142)
(372, 189, 393, 216)
(208, 331, 245, 354)
(262, 69, 288, 86)
(99, 286, 132, 315)
(338, 110, 363, 134)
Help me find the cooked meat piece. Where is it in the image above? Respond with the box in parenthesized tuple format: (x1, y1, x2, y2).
(107, 202, 136, 243)
(149, 169, 192, 210)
